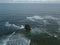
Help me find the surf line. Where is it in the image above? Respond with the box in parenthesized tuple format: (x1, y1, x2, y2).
(3, 32, 15, 45)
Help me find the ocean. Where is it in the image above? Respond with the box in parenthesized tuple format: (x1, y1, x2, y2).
(0, 3, 60, 45)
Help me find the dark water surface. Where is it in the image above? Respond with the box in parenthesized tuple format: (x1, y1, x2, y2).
(0, 3, 60, 45)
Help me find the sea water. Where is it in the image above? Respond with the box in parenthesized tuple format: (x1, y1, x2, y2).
(0, 3, 60, 45)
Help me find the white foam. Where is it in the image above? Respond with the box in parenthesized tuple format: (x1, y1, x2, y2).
(26, 16, 43, 22)
(30, 27, 59, 38)
(20, 25, 25, 29)
(5, 22, 11, 27)
(5, 22, 24, 29)
(5, 33, 30, 45)
(27, 17, 35, 21)
(3, 32, 15, 45)
(27, 15, 58, 21)
(30, 28, 47, 34)
(33, 16, 43, 20)
(44, 16, 58, 20)
(26, 15, 59, 25)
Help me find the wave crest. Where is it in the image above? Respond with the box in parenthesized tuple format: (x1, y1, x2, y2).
(5, 22, 24, 29)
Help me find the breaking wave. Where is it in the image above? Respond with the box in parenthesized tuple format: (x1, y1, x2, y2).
(2, 32, 15, 45)
(2, 32, 30, 45)
(0, 15, 60, 45)
(27, 15, 60, 38)
(26, 15, 59, 24)
(6, 34, 30, 45)
(5, 22, 24, 29)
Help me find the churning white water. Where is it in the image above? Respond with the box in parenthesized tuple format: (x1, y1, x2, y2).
(5, 22, 24, 29)
(2, 32, 30, 45)
(2, 32, 15, 45)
